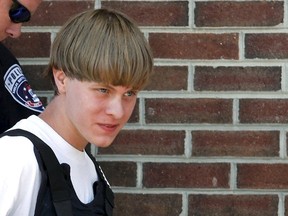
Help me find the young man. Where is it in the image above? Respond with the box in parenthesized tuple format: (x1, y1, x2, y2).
(0, 8, 153, 215)
(0, 0, 44, 133)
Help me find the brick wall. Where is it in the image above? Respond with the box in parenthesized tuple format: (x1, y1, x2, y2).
(4, 0, 288, 215)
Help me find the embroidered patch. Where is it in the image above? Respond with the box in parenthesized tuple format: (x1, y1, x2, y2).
(4, 64, 45, 113)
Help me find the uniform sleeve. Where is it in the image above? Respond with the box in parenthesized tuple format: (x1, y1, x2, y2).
(0, 43, 45, 134)
(0, 136, 41, 216)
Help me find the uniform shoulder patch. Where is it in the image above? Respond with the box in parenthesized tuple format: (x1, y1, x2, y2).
(4, 64, 45, 113)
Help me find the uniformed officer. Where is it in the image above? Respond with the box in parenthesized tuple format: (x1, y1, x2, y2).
(0, 0, 44, 133)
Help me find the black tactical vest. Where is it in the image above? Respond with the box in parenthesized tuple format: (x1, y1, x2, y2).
(1, 129, 114, 216)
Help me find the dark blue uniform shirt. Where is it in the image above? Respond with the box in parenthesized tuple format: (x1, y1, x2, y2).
(0, 43, 44, 133)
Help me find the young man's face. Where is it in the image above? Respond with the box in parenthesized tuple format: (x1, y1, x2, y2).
(0, 0, 41, 41)
(61, 75, 138, 150)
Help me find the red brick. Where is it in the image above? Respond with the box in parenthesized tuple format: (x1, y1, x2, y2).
(145, 66, 188, 91)
(128, 99, 139, 123)
(3, 33, 50, 58)
(98, 162, 136, 187)
(238, 164, 288, 189)
(146, 98, 233, 123)
(239, 99, 288, 123)
(102, 1, 188, 26)
(99, 130, 185, 155)
(26, 1, 94, 26)
(194, 66, 281, 91)
(192, 131, 279, 157)
(284, 196, 288, 216)
(246, 33, 288, 59)
(114, 193, 182, 216)
(143, 163, 230, 188)
(149, 33, 239, 60)
(22, 65, 52, 91)
(286, 133, 288, 156)
(195, 1, 283, 27)
(189, 195, 278, 216)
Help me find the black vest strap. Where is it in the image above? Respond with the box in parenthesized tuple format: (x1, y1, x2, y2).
(2, 129, 73, 216)
(86, 151, 114, 215)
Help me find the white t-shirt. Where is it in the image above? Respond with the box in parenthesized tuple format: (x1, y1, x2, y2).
(0, 115, 98, 216)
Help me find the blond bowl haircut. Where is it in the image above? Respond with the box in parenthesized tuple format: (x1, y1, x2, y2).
(45, 8, 153, 94)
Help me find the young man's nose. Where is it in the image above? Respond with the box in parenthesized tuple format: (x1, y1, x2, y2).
(106, 97, 125, 119)
(6, 24, 22, 38)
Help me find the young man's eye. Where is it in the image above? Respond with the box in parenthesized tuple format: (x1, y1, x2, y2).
(98, 88, 109, 94)
(124, 90, 137, 97)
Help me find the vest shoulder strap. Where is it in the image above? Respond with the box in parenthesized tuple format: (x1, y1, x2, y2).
(86, 151, 114, 213)
(1, 129, 73, 216)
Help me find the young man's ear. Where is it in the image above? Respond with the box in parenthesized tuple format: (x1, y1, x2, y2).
(53, 68, 67, 94)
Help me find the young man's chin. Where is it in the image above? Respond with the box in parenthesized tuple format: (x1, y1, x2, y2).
(91, 136, 117, 148)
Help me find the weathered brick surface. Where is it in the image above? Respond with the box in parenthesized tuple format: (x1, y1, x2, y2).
(3, 33, 50, 57)
(114, 193, 182, 216)
(238, 164, 288, 189)
(286, 133, 288, 156)
(28, 1, 94, 26)
(143, 163, 230, 188)
(245, 33, 288, 59)
(145, 66, 188, 91)
(192, 131, 279, 157)
(99, 130, 185, 155)
(195, 1, 283, 27)
(15, 0, 288, 215)
(146, 98, 233, 123)
(239, 99, 288, 123)
(284, 197, 288, 216)
(149, 33, 239, 59)
(194, 66, 281, 91)
(127, 99, 139, 123)
(102, 1, 189, 26)
(189, 195, 278, 216)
